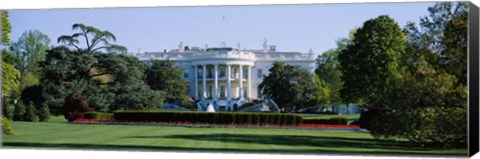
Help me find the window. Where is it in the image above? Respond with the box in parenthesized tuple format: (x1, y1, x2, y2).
(257, 69, 263, 78)
(208, 67, 213, 78)
(208, 86, 213, 98)
(183, 72, 189, 78)
(243, 69, 248, 79)
(220, 86, 225, 98)
(219, 68, 226, 78)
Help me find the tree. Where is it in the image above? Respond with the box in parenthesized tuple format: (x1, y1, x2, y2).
(57, 23, 127, 54)
(386, 58, 466, 110)
(310, 75, 330, 104)
(338, 15, 406, 107)
(362, 2, 468, 147)
(10, 30, 51, 77)
(2, 51, 18, 65)
(13, 100, 26, 121)
(38, 103, 50, 122)
(315, 49, 343, 105)
(1, 63, 20, 98)
(404, 2, 468, 85)
(2, 116, 14, 135)
(313, 29, 355, 110)
(111, 82, 166, 110)
(1, 11, 12, 46)
(259, 62, 317, 112)
(24, 102, 38, 122)
(40, 24, 164, 114)
(146, 60, 189, 103)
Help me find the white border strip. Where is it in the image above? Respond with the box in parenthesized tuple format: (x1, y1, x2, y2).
(0, 0, 440, 10)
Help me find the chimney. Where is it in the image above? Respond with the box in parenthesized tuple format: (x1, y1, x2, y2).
(262, 38, 268, 53)
(269, 45, 276, 51)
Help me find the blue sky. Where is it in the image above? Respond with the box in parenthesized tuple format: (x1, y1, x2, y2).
(8, 2, 435, 55)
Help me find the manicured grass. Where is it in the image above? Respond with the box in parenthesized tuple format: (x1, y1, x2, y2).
(46, 116, 68, 123)
(301, 113, 360, 120)
(2, 120, 466, 156)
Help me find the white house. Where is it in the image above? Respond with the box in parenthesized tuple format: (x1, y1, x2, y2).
(135, 40, 316, 111)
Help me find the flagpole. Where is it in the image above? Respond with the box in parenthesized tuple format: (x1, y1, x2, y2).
(221, 16, 225, 47)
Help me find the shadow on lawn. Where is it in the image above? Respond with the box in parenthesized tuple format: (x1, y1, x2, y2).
(130, 133, 424, 151)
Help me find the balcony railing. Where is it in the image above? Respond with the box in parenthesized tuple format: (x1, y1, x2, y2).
(137, 51, 315, 61)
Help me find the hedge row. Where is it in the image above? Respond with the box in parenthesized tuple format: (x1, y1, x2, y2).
(113, 111, 303, 125)
(303, 117, 348, 125)
(84, 112, 114, 120)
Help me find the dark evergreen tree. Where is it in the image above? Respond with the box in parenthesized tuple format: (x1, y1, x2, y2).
(13, 101, 26, 121)
(38, 103, 50, 122)
(24, 102, 37, 122)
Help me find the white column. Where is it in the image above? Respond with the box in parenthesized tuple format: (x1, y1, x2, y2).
(194, 65, 198, 99)
(214, 64, 218, 102)
(247, 65, 252, 99)
(239, 64, 243, 99)
(202, 64, 207, 101)
(227, 64, 232, 109)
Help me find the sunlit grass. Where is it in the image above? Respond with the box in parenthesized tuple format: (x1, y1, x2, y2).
(2, 120, 466, 156)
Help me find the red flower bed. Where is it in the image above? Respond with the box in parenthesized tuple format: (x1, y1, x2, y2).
(73, 118, 362, 130)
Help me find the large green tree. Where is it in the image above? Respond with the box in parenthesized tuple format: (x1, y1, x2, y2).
(313, 29, 356, 112)
(2, 63, 20, 119)
(2, 63, 20, 98)
(2, 11, 17, 67)
(146, 60, 189, 103)
(315, 49, 342, 104)
(338, 15, 406, 107)
(10, 30, 51, 77)
(39, 24, 165, 115)
(1, 11, 11, 46)
(362, 2, 468, 147)
(404, 2, 468, 85)
(259, 62, 317, 112)
(40, 46, 165, 114)
(57, 23, 127, 54)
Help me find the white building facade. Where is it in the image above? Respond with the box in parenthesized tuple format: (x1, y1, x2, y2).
(136, 42, 316, 111)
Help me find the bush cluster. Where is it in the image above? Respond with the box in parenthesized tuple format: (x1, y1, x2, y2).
(368, 107, 467, 148)
(303, 117, 348, 125)
(9, 100, 51, 122)
(2, 116, 14, 135)
(113, 111, 303, 125)
(84, 112, 114, 120)
(357, 107, 384, 129)
(64, 92, 92, 122)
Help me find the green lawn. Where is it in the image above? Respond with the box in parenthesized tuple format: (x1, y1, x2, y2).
(301, 113, 361, 120)
(300, 113, 361, 124)
(1, 118, 466, 156)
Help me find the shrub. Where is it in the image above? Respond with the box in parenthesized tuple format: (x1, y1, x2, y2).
(38, 103, 50, 122)
(2, 103, 14, 119)
(179, 97, 195, 109)
(303, 117, 349, 125)
(84, 112, 114, 120)
(113, 111, 303, 125)
(13, 101, 26, 121)
(2, 116, 14, 135)
(369, 107, 467, 148)
(24, 102, 38, 122)
(357, 107, 384, 129)
(64, 92, 92, 122)
(20, 84, 44, 109)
